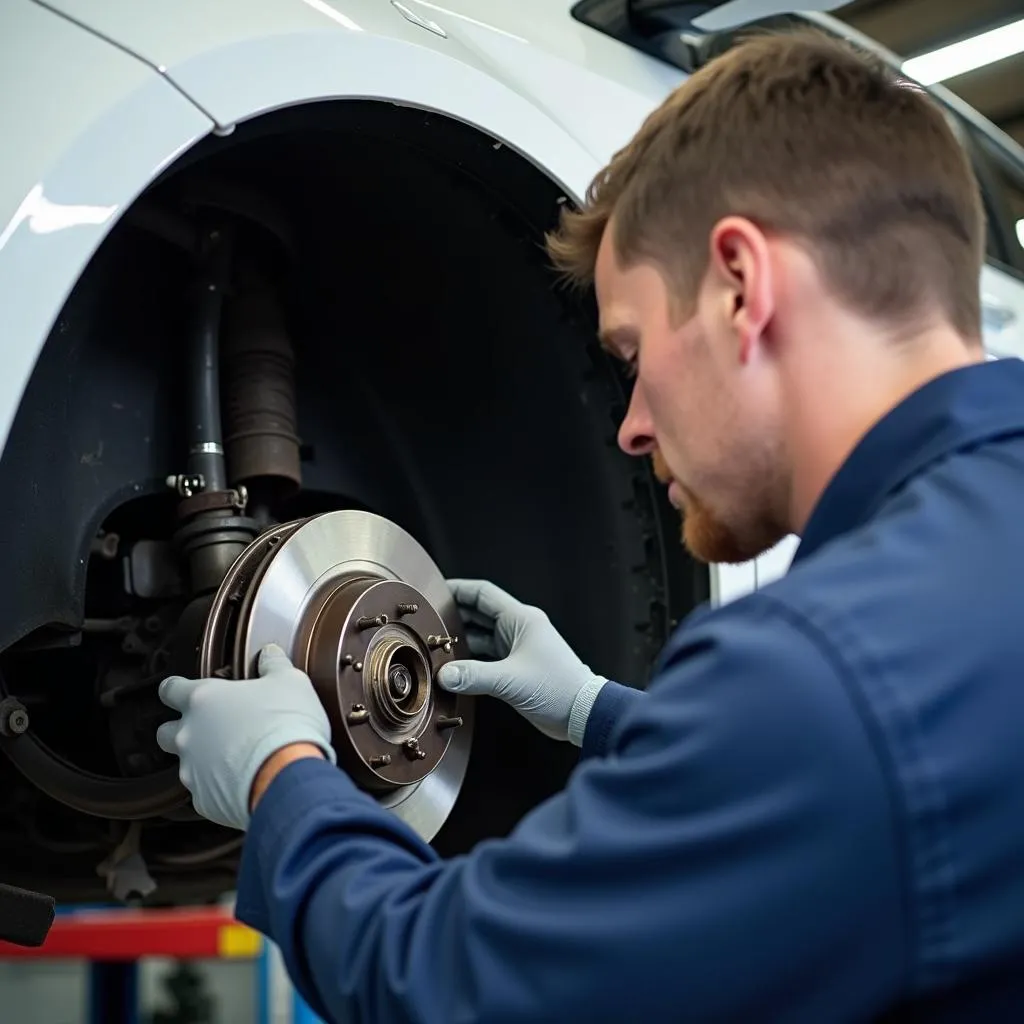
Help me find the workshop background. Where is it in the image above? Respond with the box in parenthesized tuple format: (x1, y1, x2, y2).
(1, 1, 1021, 1022)
(842, 0, 1024, 239)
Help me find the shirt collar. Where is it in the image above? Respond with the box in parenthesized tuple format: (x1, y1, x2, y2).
(793, 359, 1024, 565)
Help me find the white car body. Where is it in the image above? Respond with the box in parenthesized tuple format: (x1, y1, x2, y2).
(3, 0, 1024, 604)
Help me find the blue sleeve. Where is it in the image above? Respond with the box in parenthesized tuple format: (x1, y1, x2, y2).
(234, 594, 906, 1024)
(580, 679, 645, 759)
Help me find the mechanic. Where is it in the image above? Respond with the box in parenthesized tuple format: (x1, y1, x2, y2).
(155, 28, 1024, 1022)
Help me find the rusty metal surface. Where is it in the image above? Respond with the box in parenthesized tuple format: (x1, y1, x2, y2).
(304, 577, 462, 792)
(221, 276, 302, 496)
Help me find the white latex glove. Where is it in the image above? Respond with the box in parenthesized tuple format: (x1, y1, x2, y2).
(436, 579, 607, 745)
(156, 644, 336, 831)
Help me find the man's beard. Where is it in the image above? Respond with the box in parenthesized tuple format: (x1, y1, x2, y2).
(650, 449, 781, 565)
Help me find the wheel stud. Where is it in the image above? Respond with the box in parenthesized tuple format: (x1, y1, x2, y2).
(403, 738, 427, 760)
(426, 634, 457, 652)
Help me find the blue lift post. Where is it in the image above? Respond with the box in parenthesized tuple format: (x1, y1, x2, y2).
(294, 990, 327, 1023)
(257, 935, 325, 1023)
(89, 961, 138, 1024)
(59, 905, 138, 1024)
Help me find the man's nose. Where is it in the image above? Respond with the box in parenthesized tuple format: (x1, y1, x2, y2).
(617, 385, 656, 457)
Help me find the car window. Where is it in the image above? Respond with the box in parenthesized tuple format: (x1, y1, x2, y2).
(937, 111, 1018, 271)
(971, 132, 1024, 277)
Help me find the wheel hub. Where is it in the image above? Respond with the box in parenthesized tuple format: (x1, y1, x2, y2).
(304, 576, 463, 791)
(198, 510, 473, 840)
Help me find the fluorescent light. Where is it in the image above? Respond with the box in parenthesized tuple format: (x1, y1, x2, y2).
(1016, 218, 1024, 250)
(902, 17, 1024, 84)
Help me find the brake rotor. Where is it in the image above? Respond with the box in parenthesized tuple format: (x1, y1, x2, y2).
(198, 510, 473, 840)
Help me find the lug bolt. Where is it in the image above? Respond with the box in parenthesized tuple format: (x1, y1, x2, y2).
(426, 634, 458, 652)
(403, 738, 427, 760)
(369, 754, 392, 768)
(357, 614, 389, 630)
(348, 704, 370, 725)
(396, 603, 419, 616)
(0, 698, 29, 738)
(436, 716, 463, 730)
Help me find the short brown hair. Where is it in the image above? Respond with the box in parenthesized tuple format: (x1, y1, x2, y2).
(547, 29, 985, 338)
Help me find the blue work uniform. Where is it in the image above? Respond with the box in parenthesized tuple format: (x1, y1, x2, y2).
(236, 358, 1024, 1023)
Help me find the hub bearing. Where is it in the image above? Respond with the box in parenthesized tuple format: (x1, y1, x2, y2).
(198, 510, 473, 840)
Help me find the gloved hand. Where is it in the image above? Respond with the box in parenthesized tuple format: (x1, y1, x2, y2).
(436, 579, 607, 745)
(156, 644, 336, 831)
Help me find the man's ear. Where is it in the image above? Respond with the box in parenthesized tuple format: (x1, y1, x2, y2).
(707, 216, 774, 364)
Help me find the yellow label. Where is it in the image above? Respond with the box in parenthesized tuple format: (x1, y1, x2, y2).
(217, 923, 262, 958)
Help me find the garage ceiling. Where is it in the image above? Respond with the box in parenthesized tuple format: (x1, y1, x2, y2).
(836, 0, 1024, 147)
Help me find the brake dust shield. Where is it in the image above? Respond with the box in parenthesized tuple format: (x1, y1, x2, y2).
(198, 510, 473, 841)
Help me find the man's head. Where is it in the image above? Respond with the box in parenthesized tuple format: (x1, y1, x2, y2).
(547, 29, 986, 564)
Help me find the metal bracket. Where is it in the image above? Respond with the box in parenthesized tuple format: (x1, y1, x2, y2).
(97, 822, 157, 904)
(0, 698, 29, 738)
(166, 473, 206, 498)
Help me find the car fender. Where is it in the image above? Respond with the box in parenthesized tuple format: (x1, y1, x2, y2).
(37, 0, 681, 165)
(0, 2, 215, 455)
(4, 0, 670, 457)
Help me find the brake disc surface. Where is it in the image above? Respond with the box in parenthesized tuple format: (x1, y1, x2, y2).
(199, 510, 473, 840)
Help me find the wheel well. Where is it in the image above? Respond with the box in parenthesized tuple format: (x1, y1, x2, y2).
(0, 99, 707, 900)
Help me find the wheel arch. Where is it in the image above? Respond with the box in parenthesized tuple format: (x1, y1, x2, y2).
(3, 4, 605, 457)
